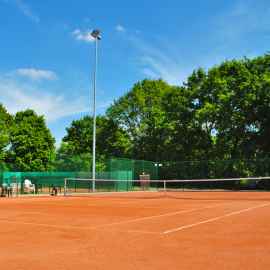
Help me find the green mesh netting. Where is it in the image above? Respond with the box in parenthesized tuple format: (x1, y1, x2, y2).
(1, 156, 270, 194)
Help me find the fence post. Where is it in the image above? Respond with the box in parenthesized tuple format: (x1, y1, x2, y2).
(133, 160, 135, 191)
(210, 161, 212, 191)
(16, 177, 18, 197)
(239, 160, 241, 178)
(98, 158, 100, 180)
(76, 155, 78, 179)
(109, 157, 111, 180)
(49, 152, 52, 193)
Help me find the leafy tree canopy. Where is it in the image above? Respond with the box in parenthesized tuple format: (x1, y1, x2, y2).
(0, 103, 13, 162)
(58, 115, 129, 158)
(9, 109, 56, 171)
(106, 78, 172, 161)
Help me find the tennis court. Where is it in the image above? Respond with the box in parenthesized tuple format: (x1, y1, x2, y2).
(1, 191, 270, 269)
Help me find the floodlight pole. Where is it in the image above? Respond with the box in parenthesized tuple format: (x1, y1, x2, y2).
(91, 30, 101, 192)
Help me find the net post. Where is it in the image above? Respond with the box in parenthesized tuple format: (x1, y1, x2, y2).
(164, 180, 166, 197)
(64, 178, 66, 197)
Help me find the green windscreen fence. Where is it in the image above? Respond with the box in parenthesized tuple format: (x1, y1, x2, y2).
(0, 154, 158, 194)
(158, 159, 270, 190)
(0, 163, 21, 186)
(1, 156, 270, 194)
(158, 159, 270, 180)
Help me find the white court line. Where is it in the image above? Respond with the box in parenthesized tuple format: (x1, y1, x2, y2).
(0, 220, 89, 230)
(88, 204, 160, 208)
(163, 202, 270, 234)
(93, 201, 238, 229)
(3, 201, 83, 206)
(0, 220, 160, 234)
(100, 228, 160, 234)
(0, 202, 237, 232)
(1, 200, 161, 208)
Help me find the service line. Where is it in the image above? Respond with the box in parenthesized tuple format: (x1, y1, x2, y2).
(93, 201, 238, 229)
(163, 202, 270, 234)
(0, 201, 237, 232)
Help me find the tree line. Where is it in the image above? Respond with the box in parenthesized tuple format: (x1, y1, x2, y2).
(1, 52, 270, 171)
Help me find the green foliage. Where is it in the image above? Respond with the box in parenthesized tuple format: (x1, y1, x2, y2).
(193, 53, 270, 160)
(9, 109, 56, 172)
(58, 115, 128, 158)
(3, 52, 270, 168)
(106, 53, 270, 162)
(107, 78, 172, 161)
(0, 103, 14, 162)
(106, 77, 214, 162)
(161, 85, 210, 161)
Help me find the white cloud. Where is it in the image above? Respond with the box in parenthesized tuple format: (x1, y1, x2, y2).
(75, 34, 84, 40)
(114, 25, 125, 31)
(191, 1, 270, 68)
(120, 1, 270, 87)
(135, 30, 140, 34)
(71, 29, 81, 35)
(140, 55, 189, 86)
(71, 29, 95, 43)
(8, 68, 59, 81)
(214, 1, 270, 41)
(83, 17, 89, 22)
(126, 36, 190, 86)
(0, 80, 92, 122)
(1, 0, 39, 23)
(0, 69, 112, 124)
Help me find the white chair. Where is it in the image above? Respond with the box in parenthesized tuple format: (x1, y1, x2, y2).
(24, 180, 35, 194)
(10, 183, 22, 193)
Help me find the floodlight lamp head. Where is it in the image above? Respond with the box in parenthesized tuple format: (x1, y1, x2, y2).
(97, 36, 101, 40)
(91, 30, 100, 37)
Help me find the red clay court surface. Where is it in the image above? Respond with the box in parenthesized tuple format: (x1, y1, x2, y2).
(1, 191, 270, 270)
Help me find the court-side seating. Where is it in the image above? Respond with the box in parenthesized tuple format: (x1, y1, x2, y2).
(1, 183, 12, 197)
(51, 183, 61, 196)
(33, 182, 42, 193)
(24, 180, 35, 194)
(10, 183, 22, 193)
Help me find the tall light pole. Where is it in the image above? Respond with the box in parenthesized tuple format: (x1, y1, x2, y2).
(91, 30, 101, 191)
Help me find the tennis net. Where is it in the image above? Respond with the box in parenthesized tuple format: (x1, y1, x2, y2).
(64, 177, 270, 200)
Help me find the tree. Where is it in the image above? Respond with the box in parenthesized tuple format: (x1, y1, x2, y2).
(241, 53, 270, 158)
(187, 53, 270, 161)
(58, 115, 128, 158)
(58, 53, 270, 164)
(160, 84, 210, 161)
(0, 103, 13, 162)
(9, 109, 56, 171)
(106, 78, 172, 161)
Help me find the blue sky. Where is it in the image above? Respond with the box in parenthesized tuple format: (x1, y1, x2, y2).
(0, 0, 270, 147)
